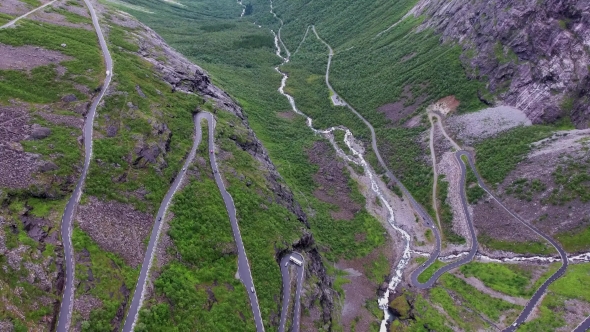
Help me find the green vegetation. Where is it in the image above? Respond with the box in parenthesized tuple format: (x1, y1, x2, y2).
(460, 262, 558, 297)
(94, 0, 567, 329)
(417, 260, 446, 283)
(67, 0, 84, 7)
(0, 17, 102, 330)
(545, 263, 590, 302)
(109, 25, 140, 52)
(400, 294, 453, 332)
(556, 222, 590, 252)
(21, 116, 83, 193)
(116, 0, 491, 235)
(0, 21, 103, 103)
(137, 149, 255, 331)
(71, 9, 381, 330)
(0, 213, 58, 331)
(0, 65, 86, 103)
(414, 256, 427, 264)
(494, 41, 518, 65)
(429, 287, 481, 330)
(439, 274, 520, 321)
(44, 6, 92, 24)
(84, 24, 199, 213)
(547, 157, 590, 205)
(20, 0, 42, 7)
(0, 13, 13, 25)
(365, 253, 390, 284)
(333, 268, 352, 299)
(389, 294, 411, 320)
(215, 108, 386, 327)
(475, 126, 556, 185)
(72, 227, 139, 331)
(438, 177, 465, 244)
(234, 34, 275, 49)
(518, 263, 590, 331)
(463, 155, 486, 204)
(479, 233, 555, 255)
(506, 178, 546, 201)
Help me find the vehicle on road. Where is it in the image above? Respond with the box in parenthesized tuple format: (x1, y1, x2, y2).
(210, 149, 213, 153)
(285, 262, 288, 267)
(289, 256, 303, 266)
(182, 167, 186, 171)
(250, 287, 255, 293)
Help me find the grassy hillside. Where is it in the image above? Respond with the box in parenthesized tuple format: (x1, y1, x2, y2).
(0, 3, 103, 329)
(114, 0, 389, 256)
(115, 0, 489, 216)
(106, 0, 497, 328)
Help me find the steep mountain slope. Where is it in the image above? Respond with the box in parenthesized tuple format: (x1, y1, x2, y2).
(0, 0, 102, 330)
(2, 0, 590, 331)
(0, 0, 337, 331)
(411, 0, 590, 127)
(112, 0, 590, 331)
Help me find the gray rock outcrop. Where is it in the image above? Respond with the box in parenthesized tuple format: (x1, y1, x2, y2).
(411, 0, 590, 127)
(31, 124, 51, 139)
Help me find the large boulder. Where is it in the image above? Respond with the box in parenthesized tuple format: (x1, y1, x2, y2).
(30, 124, 51, 140)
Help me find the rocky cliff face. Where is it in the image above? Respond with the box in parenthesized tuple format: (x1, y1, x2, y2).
(412, 0, 590, 127)
(134, 23, 310, 227)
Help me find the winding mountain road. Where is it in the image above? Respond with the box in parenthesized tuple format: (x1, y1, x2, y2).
(271, 7, 570, 331)
(410, 151, 479, 288)
(279, 253, 305, 332)
(122, 112, 207, 332)
(122, 112, 265, 332)
(311, 24, 570, 330)
(0, 0, 59, 29)
(427, 112, 568, 330)
(428, 114, 443, 231)
(460, 151, 568, 331)
(56, 0, 112, 330)
(204, 113, 266, 332)
(312, 26, 449, 285)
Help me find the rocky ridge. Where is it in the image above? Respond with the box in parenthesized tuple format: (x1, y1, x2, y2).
(410, 0, 590, 127)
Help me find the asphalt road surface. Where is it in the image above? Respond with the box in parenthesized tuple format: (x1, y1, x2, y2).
(203, 112, 266, 332)
(122, 112, 209, 332)
(279, 253, 305, 332)
(281, 22, 569, 332)
(314, 37, 568, 323)
(0, 0, 59, 29)
(56, 0, 113, 330)
(574, 316, 590, 332)
(410, 151, 479, 288)
(462, 151, 569, 332)
(312, 27, 451, 286)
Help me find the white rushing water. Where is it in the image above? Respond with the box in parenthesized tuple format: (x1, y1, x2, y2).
(412, 250, 590, 264)
(265, 4, 590, 330)
(269, 15, 412, 329)
(236, 0, 245, 17)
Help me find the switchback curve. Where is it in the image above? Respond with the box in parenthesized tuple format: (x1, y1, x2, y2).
(122, 112, 265, 332)
(279, 252, 305, 332)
